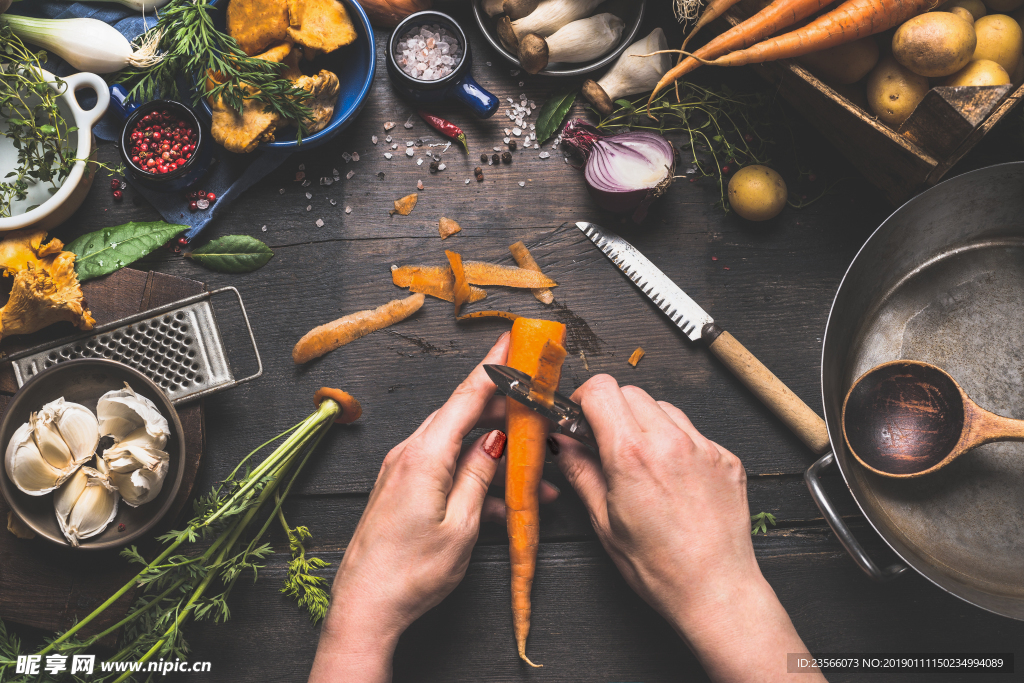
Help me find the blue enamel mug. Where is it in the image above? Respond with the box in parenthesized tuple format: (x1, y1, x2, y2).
(386, 11, 499, 118)
(110, 84, 213, 193)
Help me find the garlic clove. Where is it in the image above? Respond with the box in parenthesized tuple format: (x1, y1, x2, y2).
(5, 421, 69, 495)
(103, 441, 169, 473)
(31, 411, 74, 471)
(97, 383, 170, 444)
(118, 425, 168, 452)
(41, 397, 99, 465)
(54, 465, 118, 546)
(109, 466, 166, 507)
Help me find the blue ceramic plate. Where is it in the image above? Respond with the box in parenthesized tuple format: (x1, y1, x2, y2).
(204, 0, 375, 150)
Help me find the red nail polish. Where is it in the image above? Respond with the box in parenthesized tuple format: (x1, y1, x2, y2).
(546, 436, 560, 455)
(483, 430, 507, 459)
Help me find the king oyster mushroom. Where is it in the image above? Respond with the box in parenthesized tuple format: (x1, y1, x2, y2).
(97, 384, 171, 507)
(54, 463, 119, 546)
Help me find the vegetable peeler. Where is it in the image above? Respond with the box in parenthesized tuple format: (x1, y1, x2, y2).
(485, 364, 597, 449)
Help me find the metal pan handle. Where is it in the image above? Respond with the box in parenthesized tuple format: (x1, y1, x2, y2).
(805, 452, 907, 582)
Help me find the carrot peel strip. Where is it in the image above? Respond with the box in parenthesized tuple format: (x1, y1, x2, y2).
(529, 340, 567, 407)
(446, 249, 471, 316)
(392, 261, 556, 289)
(456, 310, 521, 322)
(292, 293, 425, 364)
(392, 265, 487, 303)
(628, 347, 646, 367)
(509, 241, 554, 305)
(506, 317, 567, 668)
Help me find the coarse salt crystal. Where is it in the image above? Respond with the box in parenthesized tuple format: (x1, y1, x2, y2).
(278, 188, 285, 194)
(306, 204, 312, 211)
(417, 158, 424, 166)
(346, 170, 355, 179)
(330, 199, 337, 206)
(386, 135, 393, 142)
(518, 181, 525, 187)
(503, 137, 510, 144)
(384, 121, 396, 130)
(315, 218, 324, 227)
(438, 163, 446, 170)
(345, 205, 352, 214)
(417, 179, 424, 189)
(384, 152, 393, 159)
(196, 198, 210, 209)
(261, 225, 267, 232)
(298, 163, 305, 171)
(342, 152, 352, 162)
(333, 168, 340, 177)
(465, 178, 471, 184)
(512, 127, 522, 136)
(352, 152, 360, 162)
(320, 177, 333, 185)
(486, 61, 492, 66)
(539, 151, 550, 159)
(406, 148, 415, 157)
(518, 81, 524, 87)
(372, 135, 378, 144)
(404, 117, 414, 129)
(301, 179, 311, 187)
(504, 128, 511, 135)
(306, 192, 313, 199)
(406, 141, 414, 147)
(494, 146, 502, 152)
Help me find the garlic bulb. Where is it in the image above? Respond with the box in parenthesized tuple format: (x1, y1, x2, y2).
(54, 465, 119, 546)
(97, 384, 170, 445)
(4, 420, 74, 495)
(40, 397, 99, 465)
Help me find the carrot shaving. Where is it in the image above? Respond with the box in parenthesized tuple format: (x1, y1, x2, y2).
(314, 387, 363, 424)
(393, 265, 488, 303)
(392, 261, 557, 289)
(506, 318, 567, 668)
(529, 340, 567, 408)
(456, 310, 521, 322)
(628, 347, 645, 367)
(292, 293, 425, 364)
(389, 193, 418, 216)
(446, 249, 471, 316)
(439, 216, 462, 239)
(509, 241, 554, 305)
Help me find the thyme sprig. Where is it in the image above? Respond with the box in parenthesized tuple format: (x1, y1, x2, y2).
(0, 26, 122, 218)
(0, 399, 342, 683)
(117, 0, 313, 132)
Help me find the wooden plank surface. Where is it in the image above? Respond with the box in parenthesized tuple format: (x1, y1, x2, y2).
(4, 0, 1023, 679)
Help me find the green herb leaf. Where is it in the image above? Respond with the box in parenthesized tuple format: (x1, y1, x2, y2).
(66, 220, 187, 282)
(536, 87, 577, 145)
(185, 235, 274, 273)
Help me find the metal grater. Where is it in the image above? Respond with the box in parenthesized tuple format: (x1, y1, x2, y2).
(6, 287, 262, 404)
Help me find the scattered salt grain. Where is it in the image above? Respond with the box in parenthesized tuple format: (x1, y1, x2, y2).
(465, 178, 471, 184)
(372, 135, 378, 144)
(438, 163, 446, 170)
(298, 163, 305, 171)
(342, 152, 352, 162)
(346, 170, 355, 179)
(301, 179, 311, 187)
(404, 116, 414, 129)
(330, 199, 337, 206)
(494, 146, 502, 152)
(385, 135, 393, 143)
(406, 148, 415, 157)
(406, 141, 414, 147)
(305, 192, 312, 199)
(518, 181, 526, 187)
(391, 143, 398, 149)
(417, 179, 424, 189)
(333, 168, 340, 177)
(417, 158, 424, 166)
(504, 128, 511, 135)
(384, 121, 396, 130)
(196, 198, 210, 209)
(503, 137, 510, 144)
(278, 188, 285, 195)
(384, 152, 393, 159)
(518, 81, 524, 87)
(306, 204, 312, 211)
(512, 127, 522, 136)
(352, 152, 360, 162)
(315, 218, 324, 227)
(345, 205, 352, 214)
(320, 177, 333, 186)
(261, 225, 267, 232)
(486, 61, 492, 66)
(539, 151, 550, 159)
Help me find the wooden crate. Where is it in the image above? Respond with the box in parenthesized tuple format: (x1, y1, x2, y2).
(721, 11, 1024, 205)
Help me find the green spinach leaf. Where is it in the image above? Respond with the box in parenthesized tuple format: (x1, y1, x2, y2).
(66, 221, 187, 282)
(185, 235, 274, 273)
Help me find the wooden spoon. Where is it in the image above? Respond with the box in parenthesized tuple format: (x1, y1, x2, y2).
(842, 360, 1024, 477)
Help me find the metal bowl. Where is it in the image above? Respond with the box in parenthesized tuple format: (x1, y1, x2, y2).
(471, 0, 646, 77)
(0, 359, 185, 550)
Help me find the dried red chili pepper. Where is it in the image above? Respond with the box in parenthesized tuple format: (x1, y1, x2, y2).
(417, 111, 468, 153)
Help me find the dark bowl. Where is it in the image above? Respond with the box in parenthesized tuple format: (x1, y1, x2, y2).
(201, 0, 376, 150)
(0, 359, 185, 550)
(120, 99, 212, 193)
(471, 0, 646, 77)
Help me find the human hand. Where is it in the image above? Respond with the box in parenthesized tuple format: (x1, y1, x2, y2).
(309, 333, 557, 683)
(553, 375, 822, 683)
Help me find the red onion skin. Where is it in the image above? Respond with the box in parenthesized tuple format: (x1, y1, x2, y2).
(562, 119, 675, 223)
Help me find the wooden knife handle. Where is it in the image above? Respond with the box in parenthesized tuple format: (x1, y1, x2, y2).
(703, 324, 831, 455)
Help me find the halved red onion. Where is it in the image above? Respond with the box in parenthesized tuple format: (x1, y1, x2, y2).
(562, 119, 675, 222)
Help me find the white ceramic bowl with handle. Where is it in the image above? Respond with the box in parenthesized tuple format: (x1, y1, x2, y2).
(0, 70, 110, 232)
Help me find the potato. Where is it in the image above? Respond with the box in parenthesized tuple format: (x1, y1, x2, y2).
(943, 57, 1011, 83)
(799, 36, 880, 84)
(973, 14, 1024, 72)
(983, 0, 1023, 12)
(727, 166, 787, 222)
(893, 12, 976, 76)
(949, 7, 976, 22)
(866, 55, 930, 126)
(942, 0, 986, 20)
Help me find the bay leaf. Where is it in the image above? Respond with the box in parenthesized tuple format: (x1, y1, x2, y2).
(535, 87, 577, 145)
(185, 235, 273, 274)
(66, 220, 188, 282)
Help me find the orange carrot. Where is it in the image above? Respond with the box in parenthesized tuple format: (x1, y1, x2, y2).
(313, 387, 363, 424)
(446, 250, 471, 316)
(648, 0, 838, 105)
(509, 241, 554, 305)
(681, 0, 746, 52)
(704, 0, 940, 67)
(506, 318, 567, 668)
(456, 310, 521, 322)
(292, 293, 425, 363)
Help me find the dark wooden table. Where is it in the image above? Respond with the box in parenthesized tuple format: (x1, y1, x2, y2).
(34, 3, 1024, 680)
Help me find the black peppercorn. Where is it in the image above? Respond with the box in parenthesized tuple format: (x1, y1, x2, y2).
(429, 161, 439, 174)
(501, 151, 512, 164)
(509, 140, 517, 151)
(492, 153, 500, 164)
(480, 153, 488, 163)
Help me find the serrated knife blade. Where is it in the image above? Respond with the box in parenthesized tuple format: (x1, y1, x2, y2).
(577, 221, 713, 341)
(576, 221, 831, 455)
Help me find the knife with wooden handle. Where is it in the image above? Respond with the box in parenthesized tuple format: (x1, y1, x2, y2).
(577, 221, 831, 455)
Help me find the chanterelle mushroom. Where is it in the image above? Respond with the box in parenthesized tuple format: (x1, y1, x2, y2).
(0, 230, 95, 342)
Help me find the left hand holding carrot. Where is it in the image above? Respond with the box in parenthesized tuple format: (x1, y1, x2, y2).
(308, 333, 558, 683)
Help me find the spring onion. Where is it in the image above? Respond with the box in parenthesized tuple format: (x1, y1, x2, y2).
(561, 118, 675, 222)
(1, 16, 162, 74)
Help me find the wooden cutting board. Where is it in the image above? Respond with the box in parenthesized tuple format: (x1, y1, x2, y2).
(0, 268, 206, 635)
